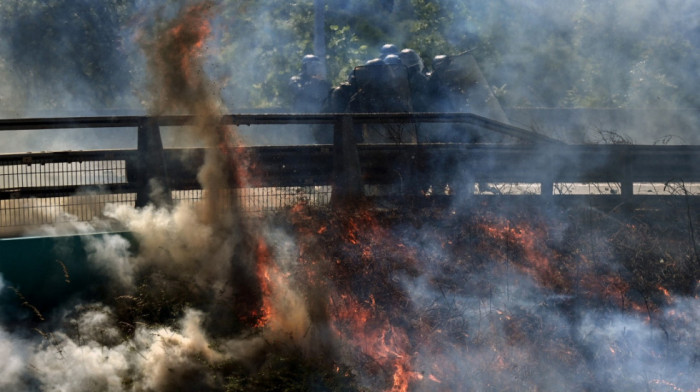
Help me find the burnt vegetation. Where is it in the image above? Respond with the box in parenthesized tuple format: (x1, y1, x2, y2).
(152, 201, 700, 390)
(5, 196, 699, 391)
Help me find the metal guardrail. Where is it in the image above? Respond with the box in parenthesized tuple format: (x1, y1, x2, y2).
(0, 112, 562, 141)
(1, 113, 699, 230)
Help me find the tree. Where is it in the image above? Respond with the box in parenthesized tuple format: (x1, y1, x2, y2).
(0, 0, 137, 114)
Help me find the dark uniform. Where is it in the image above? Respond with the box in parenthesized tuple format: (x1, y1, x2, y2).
(426, 55, 469, 113)
(426, 53, 509, 143)
(325, 73, 357, 113)
(289, 55, 333, 143)
(347, 56, 416, 143)
(289, 54, 331, 113)
(399, 48, 430, 112)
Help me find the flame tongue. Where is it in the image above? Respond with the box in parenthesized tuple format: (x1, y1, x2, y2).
(309, 206, 425, 392)
(167, 7, 211, 85)
(145, 2, 216, 115)
(254, 238, 274, 328)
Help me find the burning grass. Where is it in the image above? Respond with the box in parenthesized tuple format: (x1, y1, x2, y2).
(4, 1, 697, 389)
(273, 200, 700, 391)
(4, 198, 700, 391)
(110, 198, 692, 392)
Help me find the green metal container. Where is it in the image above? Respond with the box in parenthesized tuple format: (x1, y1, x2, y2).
(0, 232, 136, 323)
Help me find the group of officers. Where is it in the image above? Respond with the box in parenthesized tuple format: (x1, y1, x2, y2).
(289, 44, 492, 144)
(289, 44, 469, 114)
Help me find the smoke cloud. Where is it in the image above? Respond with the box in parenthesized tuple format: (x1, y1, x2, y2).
(1, 0, 698, 149)
(0, 1, 699, 391)
(0, 326, 26, 389)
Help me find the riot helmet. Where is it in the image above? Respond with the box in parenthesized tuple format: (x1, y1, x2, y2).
(383, 54, 402, 65)
(433, 55, 448, 69)
(301, 54, 323, 78)
(399, 48, 424, 73)
(303, 54, 318, 62)
(380, 43, 399, 59)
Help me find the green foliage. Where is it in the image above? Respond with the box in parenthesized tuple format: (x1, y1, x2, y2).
(217, 0, 314, 108)
(1, 0, 697, 111)
(217, 0, 697, 109)
(0, 0, 136, 111)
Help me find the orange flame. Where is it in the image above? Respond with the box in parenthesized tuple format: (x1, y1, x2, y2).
(480, 219, 568, 290)
(254, 238, 275, 328)
(329, 269, 419, 390)
(165, 3, 213, 86)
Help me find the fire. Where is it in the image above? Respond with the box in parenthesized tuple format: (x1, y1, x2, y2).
(658, 285, 672, 298)
(134, 3, 699, 387)
(163, 3, 213, 86)
(479, 218, 568, 290)
(254, 238, 274, 328)
(331, 292, 418, 391)
(262, 199, 700, 391)
(292, 204, 424, 391)
(143, 1, 218, 115)
(391, 359, 423, 392)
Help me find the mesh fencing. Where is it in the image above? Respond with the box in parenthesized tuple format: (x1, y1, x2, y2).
(0, 193, 137, 228)
(0, 160, 128, 189)
(0, 154, 332, 229)
(172, 186, 332, 213)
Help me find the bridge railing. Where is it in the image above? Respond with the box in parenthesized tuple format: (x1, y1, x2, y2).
(0, 113, 698, 230)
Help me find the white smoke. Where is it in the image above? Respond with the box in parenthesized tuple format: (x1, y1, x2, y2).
(400, 263, 700, 391)
(99, 202, 234, 294)
(30, 332, 131, 392)
(0, 1, 698, 391)
(0, 327, 27, 390)
(83, 233, 135, 289)
(24, 306, 266, 392)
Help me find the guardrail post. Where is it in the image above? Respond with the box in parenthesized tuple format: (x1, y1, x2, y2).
(621, 156, 633, 206)
(331, 114, 363, 207)
(540, 148, 553, 201)
(135, 118, 172, 208)
(541, 179, 553, 200)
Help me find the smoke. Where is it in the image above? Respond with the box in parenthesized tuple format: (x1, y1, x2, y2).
(0, 3, 275, 389)
(83, 230, 135, 289)
(2, 0, 696, 149)
(0, 0, 143, 153)
(578, 304, 700, 389)
(98, 202, 237, 294)
(393, 214, 700, 391)
(0, 204, 314, 390)
(0, 1, 699, 391)
(22, 306, 266, 392)
(0, 275, 28, 389)
(453, 0, 700, 143)
(460, 0, 699, 106)
(0, 326, 26, 389)
(0, 0, 141, 116)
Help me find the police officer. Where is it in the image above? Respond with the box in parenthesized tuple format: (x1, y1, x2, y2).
(399, 48, 430, 112)
(325, 72, 357, 113)
(289, 55, 333, 144)
(381, 54, 413, 113)
(426, 54, 465, 113)
(347, 58, 386, 114)
(346, 56, 415, 143)
(289, 54, 331, 113)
